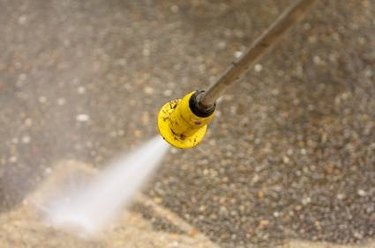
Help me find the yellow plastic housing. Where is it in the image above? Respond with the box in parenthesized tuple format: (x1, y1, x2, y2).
(158, 91, 215, 149)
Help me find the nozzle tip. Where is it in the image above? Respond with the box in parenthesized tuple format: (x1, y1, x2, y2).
(157, 91, 215, 149)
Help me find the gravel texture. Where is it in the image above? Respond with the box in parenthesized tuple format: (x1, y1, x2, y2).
(0, 0, 374, 247)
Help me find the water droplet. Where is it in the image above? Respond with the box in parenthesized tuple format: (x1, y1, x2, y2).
(76, 114, 90, 122)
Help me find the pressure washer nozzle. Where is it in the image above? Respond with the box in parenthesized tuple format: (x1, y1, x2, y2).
(158, 90, 215, 149)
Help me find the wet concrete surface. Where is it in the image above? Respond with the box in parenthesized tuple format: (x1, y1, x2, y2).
(0, 0, 374, 247)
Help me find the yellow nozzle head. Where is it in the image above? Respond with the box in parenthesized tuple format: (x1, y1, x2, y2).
(158, 91, 215, 149)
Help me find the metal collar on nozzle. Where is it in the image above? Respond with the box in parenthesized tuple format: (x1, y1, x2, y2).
(158, 90, 216, 149)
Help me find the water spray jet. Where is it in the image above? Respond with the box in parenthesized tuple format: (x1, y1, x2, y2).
(158, 0, 318, 149)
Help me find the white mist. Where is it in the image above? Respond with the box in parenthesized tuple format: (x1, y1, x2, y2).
(45, 136, 169, 235)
